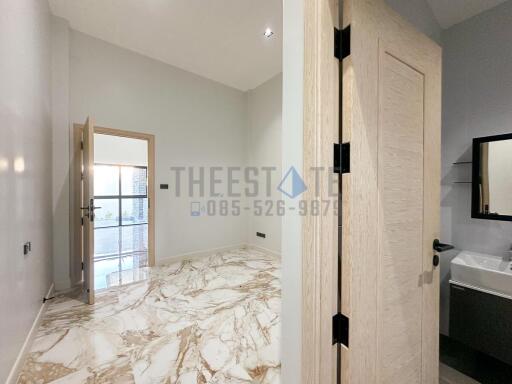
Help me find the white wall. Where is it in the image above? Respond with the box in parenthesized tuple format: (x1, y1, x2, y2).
(441, 0, 512, 257)
(280, 0, 304, 381)
(385, 0, 441, 43)
(247, 74, 282, 253)
(0, 0, 53, 381)
(51, 15, 71, 290)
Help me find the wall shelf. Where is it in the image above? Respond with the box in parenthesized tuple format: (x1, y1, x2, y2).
(452, 161, 472, 183)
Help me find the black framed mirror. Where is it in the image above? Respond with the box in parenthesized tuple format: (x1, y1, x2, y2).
(472, 133, 512, 221)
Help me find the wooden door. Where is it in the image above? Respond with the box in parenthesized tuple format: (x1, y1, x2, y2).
(82, 117, 95, 304)
(341, 0, 442, 383)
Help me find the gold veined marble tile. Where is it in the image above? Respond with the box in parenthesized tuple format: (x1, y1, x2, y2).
(18, 248, 281, 384)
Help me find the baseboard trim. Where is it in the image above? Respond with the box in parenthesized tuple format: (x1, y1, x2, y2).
(6, 282, 55, 384)
(156, 243, 282, 266)
(156, 244, 247, 266)
(246, 244, 281, 258)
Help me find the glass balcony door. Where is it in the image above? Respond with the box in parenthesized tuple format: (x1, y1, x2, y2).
(93, 164, 149, 290)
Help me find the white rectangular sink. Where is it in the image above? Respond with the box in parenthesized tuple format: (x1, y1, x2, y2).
(451, 250, 512, 298)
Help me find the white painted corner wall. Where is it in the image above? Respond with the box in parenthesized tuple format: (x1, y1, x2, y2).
(247, 74, 283, 252)
(51, 15, 72, 291)
(280, 0, 304, 382)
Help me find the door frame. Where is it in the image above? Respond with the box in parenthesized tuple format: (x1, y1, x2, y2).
(72, 124, 156, 290)
(301, 0, 340, 382)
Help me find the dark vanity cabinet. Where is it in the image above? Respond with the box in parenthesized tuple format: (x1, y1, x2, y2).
(450, 282, 512, 365)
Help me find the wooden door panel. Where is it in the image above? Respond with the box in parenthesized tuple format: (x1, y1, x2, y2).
(341, 0, 441, 383)
(82, 117, 95, 304)
(377, 47, 425, 384)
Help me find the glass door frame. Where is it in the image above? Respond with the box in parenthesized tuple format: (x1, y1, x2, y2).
(72, 124, 156, 296)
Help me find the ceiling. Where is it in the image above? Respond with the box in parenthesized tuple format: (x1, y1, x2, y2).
(49, 0, 505, 90)
(426, 0, 508, 29)
(49, 0, 282, 91)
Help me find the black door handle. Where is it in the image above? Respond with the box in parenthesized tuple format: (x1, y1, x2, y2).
(432, 239, 453, 267)
(433, 239, 454, 253)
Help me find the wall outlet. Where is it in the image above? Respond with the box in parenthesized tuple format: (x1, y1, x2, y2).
(256, 232, 266, 238)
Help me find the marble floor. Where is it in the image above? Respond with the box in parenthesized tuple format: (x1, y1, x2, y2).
(18, 248, 281, 384)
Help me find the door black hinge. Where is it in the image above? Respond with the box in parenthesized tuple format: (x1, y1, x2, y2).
(334, 142, 350, 174)
(333, 313, 349, 347)
(81, 217, 84, 226)
(334, 25, 351, 60)
(81, 262, 84, 270)
(80, 141, 84, 150)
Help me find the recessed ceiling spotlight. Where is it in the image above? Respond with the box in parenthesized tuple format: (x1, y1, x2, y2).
(264, 28, 274, 38)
